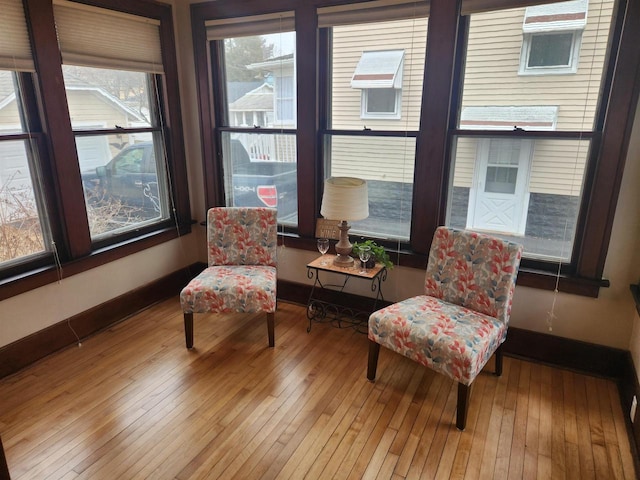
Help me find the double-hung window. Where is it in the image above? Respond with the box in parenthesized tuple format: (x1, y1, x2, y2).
(207, 13, 298, 226)
(447, 0, 615, 265)
(53, 2, 171, 241)
(0, 0, 51, 271)
(319, 2, 428, 241)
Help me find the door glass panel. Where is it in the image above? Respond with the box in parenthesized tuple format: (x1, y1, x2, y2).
(485, 166, 517, 194)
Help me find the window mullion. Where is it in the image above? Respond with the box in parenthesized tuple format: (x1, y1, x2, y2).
(412, 0, 461, 254)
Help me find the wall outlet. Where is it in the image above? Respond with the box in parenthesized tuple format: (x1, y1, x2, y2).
(631, 395, 637, 423)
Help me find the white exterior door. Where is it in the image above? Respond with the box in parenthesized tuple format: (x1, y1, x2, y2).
(467, 138, 532, 235)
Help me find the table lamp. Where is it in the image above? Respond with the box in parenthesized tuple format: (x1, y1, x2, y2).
(320, 177, 369, 267)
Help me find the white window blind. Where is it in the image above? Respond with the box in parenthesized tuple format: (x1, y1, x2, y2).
(53, 0, 163, 74)
(318, 0, 429, 27)
(0, 0, 34, 71)
(205, 12, 295, 41)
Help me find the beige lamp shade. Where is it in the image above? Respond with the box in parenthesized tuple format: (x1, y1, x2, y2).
(320, 177, 369, 221)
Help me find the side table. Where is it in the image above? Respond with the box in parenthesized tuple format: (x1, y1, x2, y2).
(306, 254, 387, 333)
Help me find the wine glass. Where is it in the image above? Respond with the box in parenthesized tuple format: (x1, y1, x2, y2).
(317, 238, 330, 265)
(358, 245, 371, 274)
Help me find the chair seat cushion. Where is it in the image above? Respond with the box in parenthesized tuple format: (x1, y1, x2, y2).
(368, 295, 507, 385)
(180, 265, 276, 314)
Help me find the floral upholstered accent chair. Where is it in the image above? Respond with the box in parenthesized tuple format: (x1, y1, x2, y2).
(367, 226, 523, 430)
(180, 207, 278, 349)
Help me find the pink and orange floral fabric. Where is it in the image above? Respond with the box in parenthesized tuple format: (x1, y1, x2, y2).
(369, 227, 522, 386)
(180, 207, 277, 315)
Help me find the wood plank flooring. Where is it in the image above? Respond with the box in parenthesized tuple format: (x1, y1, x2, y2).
(0, 299, 636, 479)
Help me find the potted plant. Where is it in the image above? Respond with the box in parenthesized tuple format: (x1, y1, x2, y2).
(352, 240, 393, 269)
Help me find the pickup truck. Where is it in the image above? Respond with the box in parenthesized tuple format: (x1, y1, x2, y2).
(81, 142, 160, 217)
(230, 139, 298, 219)
(81, 140, 298, 220)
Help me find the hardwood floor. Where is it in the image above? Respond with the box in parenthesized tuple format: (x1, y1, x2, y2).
(0, 299, 635, 479)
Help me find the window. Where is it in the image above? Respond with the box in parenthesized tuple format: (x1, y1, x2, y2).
(0, 1, 50, 271)
(326, 18, 426, 241)
(54, 3, 172, 242)
(207, 13, 298, 226)
(449, 0, 614, 263)
(61, 66, 169, 240)
(0, 71, 50, 267)
(519, 0, 587, 75)
(351, 49, 404, 119)
(192, 0, 640, 296)
(1, 0, 189, 296)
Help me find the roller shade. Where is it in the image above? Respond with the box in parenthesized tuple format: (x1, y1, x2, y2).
(523, 0, 588, 32)
(351, 50, 404, 89)
(318, 0, 429, 28)
(53, 0, 163, 74)
(206, 12, 295, 40)
(0, 0, 34, 71)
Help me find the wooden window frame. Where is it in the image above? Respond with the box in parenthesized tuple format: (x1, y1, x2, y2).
(189, 0, 640, 298)
(0, 0, 190, 301)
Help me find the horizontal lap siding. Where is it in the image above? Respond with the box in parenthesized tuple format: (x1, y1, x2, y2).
(330, 136, 415, 183)
(458, 0, 613, 196)
(331, 18, 427, 133)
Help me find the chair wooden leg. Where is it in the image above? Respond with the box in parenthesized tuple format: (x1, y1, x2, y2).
(367, 341, 380, 382)
(457, 383, 471, 431)
(267, 312, 275, 347)
(495, 344, 503, 377)
(184, 313, 194, 349)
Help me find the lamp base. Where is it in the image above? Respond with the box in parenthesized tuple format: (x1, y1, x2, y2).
(333, 220, 355, 267)
(333, 253, 354, 267)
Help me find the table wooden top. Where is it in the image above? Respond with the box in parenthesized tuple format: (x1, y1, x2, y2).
(307, 255, 385, 279)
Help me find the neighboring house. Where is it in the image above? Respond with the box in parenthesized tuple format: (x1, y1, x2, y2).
(231, 54, 297, 163)
(62, 74, 149, 172)
(328, 0, 608, 245)
(220, 0, 610, 245)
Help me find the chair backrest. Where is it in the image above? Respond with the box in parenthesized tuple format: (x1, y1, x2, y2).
(207, 207, 278, 267)
(424, 226, 523, 324)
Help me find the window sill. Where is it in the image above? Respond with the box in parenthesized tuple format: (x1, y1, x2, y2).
(279, 233, 609, 298)
(0, 223, 191, 301)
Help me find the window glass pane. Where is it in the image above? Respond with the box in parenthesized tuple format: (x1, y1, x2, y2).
(327, 135, 414, 241)
(79, 133, 169, 239)
(221, 131, 297, 226)
(528, 33, 573, 67)
(223, 32, 296, 129)
(62, 66, 152, 130)
(447, 136, 590, 261)
(0, 139, 48, 265)
(0, 71, 26, 134)
(331, 18, 427, 131)
(460, 1, 615, 131)
(366, 89, 397, 114)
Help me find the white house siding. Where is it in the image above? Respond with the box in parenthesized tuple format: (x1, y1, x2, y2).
(456, 0, 614, 196)
(331, 18, 427, 184)
(329, 136, 415, 184)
